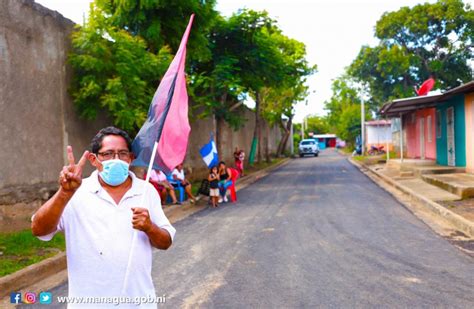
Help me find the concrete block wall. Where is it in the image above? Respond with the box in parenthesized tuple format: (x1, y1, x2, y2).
(0, 0, 112, 194)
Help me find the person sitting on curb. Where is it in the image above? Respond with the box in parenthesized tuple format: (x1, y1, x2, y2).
(149, 168, 180, 205)
(218, 161, 233, 203)
(31, 126, 175, 304)
(172, 163, 197, 203)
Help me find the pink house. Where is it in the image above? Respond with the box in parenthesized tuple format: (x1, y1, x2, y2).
(403, 108, 437, 160)
(466, 92, 474, 173)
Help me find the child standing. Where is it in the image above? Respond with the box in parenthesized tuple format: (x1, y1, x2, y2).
(208, 166, 220, 207)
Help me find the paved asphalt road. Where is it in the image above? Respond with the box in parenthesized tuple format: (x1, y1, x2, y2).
(24, 150, 473, 308)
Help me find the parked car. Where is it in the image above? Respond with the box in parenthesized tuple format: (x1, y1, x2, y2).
(299, 139, 320, 157)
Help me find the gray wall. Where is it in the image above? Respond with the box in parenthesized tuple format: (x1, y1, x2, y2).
(0, 0, 110, 193)
(0, 0, 285, 203)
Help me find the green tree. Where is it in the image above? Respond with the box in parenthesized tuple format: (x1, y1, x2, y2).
(189, 15, 251, 157)
(336, 104, 363, 143)
(231, 10, 287, 164)
(69, 4, 172, 133)
(293, 124, 302, 152)
(324, 76, 371, 146)
(259, 32, 316, 159)
(349, 0, 473, 108)
(69, 0, 218, 134)
(95, 0, 218, 60)
(305, 115, 330, 135)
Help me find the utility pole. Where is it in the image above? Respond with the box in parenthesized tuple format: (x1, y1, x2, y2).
(361, 99, 365, 155)
(301, 117, 304, 140)
(304, 116, 308, 137)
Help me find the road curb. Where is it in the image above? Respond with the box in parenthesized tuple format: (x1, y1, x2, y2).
(0, 158, 292, 298)
(348, 158, 474, 238)
(162, 158, 291, 223)
(0, 252, 66, 297)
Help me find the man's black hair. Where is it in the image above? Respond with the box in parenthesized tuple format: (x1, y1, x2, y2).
(90, 126, 133, 154)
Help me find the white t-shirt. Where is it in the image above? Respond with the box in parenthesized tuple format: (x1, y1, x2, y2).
(171, 168, 185, 181)
(37, 171, 176, 308)
(150, 169, 166, 182)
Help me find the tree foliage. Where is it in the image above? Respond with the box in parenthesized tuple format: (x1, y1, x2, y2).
(95, 0, 218, 60)
(260, 31, 315, 124)
(305, 115, 330, 135)
(190, 9, 315, 161)
(349, 0, 473, 108)
(324, 76, 371, 145)
(69, 4, 172, 132)
(190, 14, 248, 130)
(69, 2, 315, 148)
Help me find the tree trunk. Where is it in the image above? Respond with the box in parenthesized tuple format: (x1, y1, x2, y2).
(276, 116, 292, 156)
(276, 119, 288, 156)
(281, 116, 292, 152)
(253, 92, 261, 163)
(215, 115, 225, 163)
(265, 121, 270, 163)
(215, 92, 228, 162)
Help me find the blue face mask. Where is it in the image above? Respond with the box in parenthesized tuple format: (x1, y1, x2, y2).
(98, 159, 130, 186)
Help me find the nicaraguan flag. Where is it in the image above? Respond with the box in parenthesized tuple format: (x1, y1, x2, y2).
(131, 15, 194, 174)
(199, 136, 219, 168)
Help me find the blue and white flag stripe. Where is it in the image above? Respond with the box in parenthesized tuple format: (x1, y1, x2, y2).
(199, 137, 219, 168)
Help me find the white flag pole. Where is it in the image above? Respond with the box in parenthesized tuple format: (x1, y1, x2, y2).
(121, 141, 159, 294)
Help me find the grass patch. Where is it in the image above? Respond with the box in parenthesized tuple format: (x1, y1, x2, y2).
(338, 147, 353, 155)
(0, 229, 65, 277)
(191, 181, 201, 197)
(387, 151, 400, 159)
(246, 157, 284, 173)
(352, 155, 387, 165)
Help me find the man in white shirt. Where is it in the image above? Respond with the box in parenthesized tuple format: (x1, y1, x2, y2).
(32, 127, 175, 308)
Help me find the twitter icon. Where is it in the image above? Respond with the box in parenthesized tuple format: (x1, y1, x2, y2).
(39, 292, 52, 304)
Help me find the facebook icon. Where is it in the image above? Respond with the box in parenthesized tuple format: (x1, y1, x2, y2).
(10, 292, 22, 304)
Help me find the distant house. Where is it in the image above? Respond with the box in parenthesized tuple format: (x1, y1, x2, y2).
(380, 81, 474, 171)
(312, 134, 337, 149)
(365, 120, 393, 152)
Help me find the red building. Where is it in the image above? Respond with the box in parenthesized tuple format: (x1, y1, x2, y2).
(403, 108, 437, 160)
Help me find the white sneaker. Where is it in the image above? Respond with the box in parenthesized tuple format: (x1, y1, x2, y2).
(224, 196, 228, 202)
(218, 198, 223, 203)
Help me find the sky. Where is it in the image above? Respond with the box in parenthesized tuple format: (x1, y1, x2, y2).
(34, 0, 472, 123)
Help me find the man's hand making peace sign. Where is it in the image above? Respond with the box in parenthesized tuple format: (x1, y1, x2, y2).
(59, 146, 89, 192)
(32, 146, 89, 236)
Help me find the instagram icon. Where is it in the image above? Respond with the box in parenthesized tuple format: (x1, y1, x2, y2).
(24, 292, 37, 304)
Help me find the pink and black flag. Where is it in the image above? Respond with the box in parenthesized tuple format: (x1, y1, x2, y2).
(132, 14, 194, 174)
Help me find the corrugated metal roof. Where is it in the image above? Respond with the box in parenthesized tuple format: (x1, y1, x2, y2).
(365, 120, 391, 126)
(312, 134, 337, 138)
(379, 80, 474, 117)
